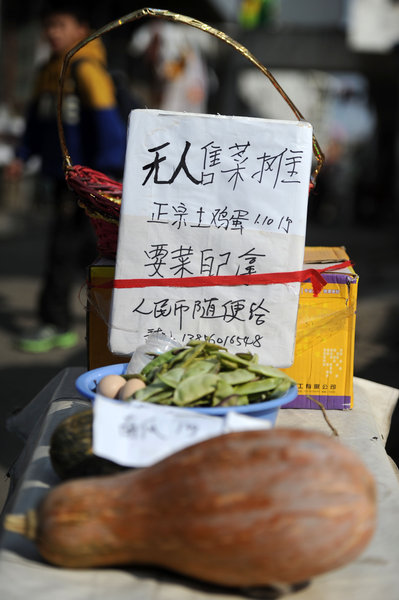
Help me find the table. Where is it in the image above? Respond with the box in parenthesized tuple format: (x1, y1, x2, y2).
(0, 368, 398, 600)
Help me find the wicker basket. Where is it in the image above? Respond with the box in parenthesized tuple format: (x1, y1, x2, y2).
(57, 7, 324, 259)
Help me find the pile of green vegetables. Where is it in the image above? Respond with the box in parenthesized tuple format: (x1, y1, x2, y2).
(129, 340, 295, 407)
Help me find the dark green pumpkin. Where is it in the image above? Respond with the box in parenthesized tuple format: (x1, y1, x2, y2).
(49, 409, 127, 480)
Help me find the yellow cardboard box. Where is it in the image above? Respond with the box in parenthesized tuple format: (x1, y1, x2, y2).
(87, 247, 358, 409)
(281, 247, 358, 409)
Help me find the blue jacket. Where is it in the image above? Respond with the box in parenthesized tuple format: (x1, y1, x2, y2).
(16, 37, 126, 180)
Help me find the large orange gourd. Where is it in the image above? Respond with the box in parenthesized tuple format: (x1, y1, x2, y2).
(5, 428, 376, 587)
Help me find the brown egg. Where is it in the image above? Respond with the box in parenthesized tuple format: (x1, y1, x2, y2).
(118, 378, 146, 401)
(96, 374, 126, 399)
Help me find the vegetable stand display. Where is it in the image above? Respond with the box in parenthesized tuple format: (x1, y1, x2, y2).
(2, 8, 399, 600)
(1, 368, 399, 600)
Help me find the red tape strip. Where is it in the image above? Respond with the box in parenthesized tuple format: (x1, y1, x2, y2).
(93, 260, 352, 297)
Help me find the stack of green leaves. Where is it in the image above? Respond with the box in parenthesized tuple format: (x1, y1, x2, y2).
(127, 340, 296, 407)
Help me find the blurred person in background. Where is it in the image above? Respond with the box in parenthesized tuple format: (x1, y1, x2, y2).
(4, 1, 126, 353)
(128, 21, 210, 113)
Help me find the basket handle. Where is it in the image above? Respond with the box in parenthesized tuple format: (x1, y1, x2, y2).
(57, 7, 324, 184)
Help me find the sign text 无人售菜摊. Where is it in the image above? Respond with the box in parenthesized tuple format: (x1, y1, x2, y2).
(109, 110, 313, 366)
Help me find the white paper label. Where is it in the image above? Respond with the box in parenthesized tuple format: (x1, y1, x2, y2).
(93, 394, 271, 467)
(109, 109, 312, 366)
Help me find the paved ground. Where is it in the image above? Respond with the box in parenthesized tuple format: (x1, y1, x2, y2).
(0, 200, 398, 512)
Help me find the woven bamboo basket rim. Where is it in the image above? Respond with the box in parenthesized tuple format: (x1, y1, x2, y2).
(56, 7, 325, 257)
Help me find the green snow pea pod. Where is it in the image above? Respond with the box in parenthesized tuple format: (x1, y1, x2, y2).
(235, 352, 258, 363)
(218, 368, 257, 385)
(247, 363, 292, 380)
(140, 347, 184, 381)
(173, 373, 219, 406)
(187, 340, 226, 352)
(167, 346, 193, 369)
(213, 378, 249, 407)
(181, 358, 220, 379)
(218, 394, 248, 407)
(212, 378, 235, 405)
(145, 390, 176, 405)
(234, 377, 280, 396)
(218, 357, 240, 371)
(181, 341, 208, 368)
(156, 367, 185, 389)
(267, 377, 293, 399)
(217, 351, 254, 368)
(133, 380, 172, 402)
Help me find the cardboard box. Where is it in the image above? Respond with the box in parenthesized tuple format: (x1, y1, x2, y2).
(87, 262, 126, 370)
(281, 247, 358, 409)
(87, 247, 358, 410)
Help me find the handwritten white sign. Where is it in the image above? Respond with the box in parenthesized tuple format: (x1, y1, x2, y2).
(92, 395, 271, 467)
(109, 109, 313, 366)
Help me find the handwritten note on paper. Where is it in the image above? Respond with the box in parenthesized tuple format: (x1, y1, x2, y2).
(92, 395, 271, 468)
(109, 109, 313, 366)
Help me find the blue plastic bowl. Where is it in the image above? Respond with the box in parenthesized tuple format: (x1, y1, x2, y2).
(75, 363, 298, 424)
